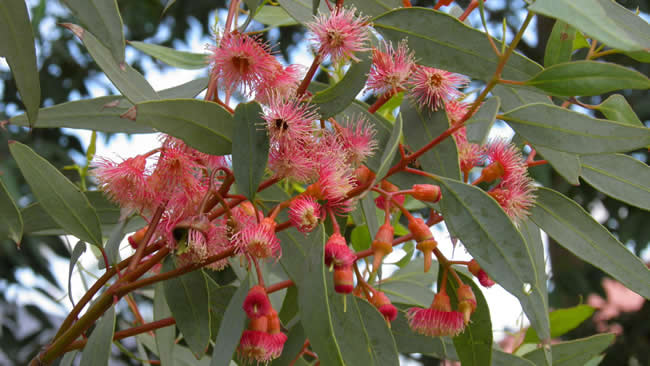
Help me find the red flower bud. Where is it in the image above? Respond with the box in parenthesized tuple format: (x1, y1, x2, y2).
(371, 291, 398, 322)
(371, 223, 394, 271)
(457, 284, 477, 325)
(468, 259, 495, 288)
(411, 184, 442, 203)
(243, 285, 272, 319)
(333, 267, 355, 294)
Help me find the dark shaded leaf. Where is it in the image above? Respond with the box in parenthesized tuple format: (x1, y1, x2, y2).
(375, 113, 403, 180)
(232, 102, 269, 201)
(210, 275, 251, 366)
(0, 179, 22, 245)
(68, 241, 86, 306)
(154, 283, 175, 366)
(80, 305, 116, 366)
(277, 0, 328, 24)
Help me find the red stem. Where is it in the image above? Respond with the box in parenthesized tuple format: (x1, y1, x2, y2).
(128, 205, 165, 272)
(296, 54, 322, 97)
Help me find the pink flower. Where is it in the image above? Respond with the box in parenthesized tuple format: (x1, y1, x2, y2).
(237, 330, 276, 364)
(480, 140, 528, 186)
(263, 96, 318, 144)
(150, 147, 202, 198)
(288, 195, 322, 233)
(366, 40, 415, 95)
(268, 332, 288, 359)
(406, 292, 466, 337)
(453, 127, 484, 178)
(316, 132, 356, 204)
(268, 142, 316, 183)
(445, 99, 470, 124)
(324, 233, 356, 269)
(408, 66, 468, 110)
(210, 32, 278, 93)
(243, 285, 272, 319)
(307, 7, 370, 63)
(92, 155, 152, 212)
(237, 218, 281, 260)
(255, 64, 305, 105)
(338, 116, 377, 166)
(488, 181, 536, 224)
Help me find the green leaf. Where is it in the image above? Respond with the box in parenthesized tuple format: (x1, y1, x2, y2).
(0, 179, 22, 245)
(207, 280, 237, 340)
(625, 50, 650, 63)
(68, 241, 86, 306)
(59, 0, 125, 63)
(524, 334, 615, 366)
(162, 257, 211, 358)
(360, 186, 379, 238)
(436, 177, 550, 341)
(401, 101, 461, 180)
(379, 258, 437, 307)
(99, 216, 128, 269)
(528, 0, 650, 52)
(347, 0, 402, 17)
(501, 103, 650, 154)
(60, 351, 78, 366)
(442, 270, 493, 366)
(135, 99, 234, 156)
(311, 49, 372, 119)
(130, 41, 208, 69)
(210, 275, 251, 366)
(253, 6, 298, 27)
(544, 21, 577, 67)
(465, 97, 499, 144)
(373, 8, 542, 81)
(65, 23, 159, 104)
(534, 146, 581, 186)
(232, 102, 269, 201)
(350, 224, 372, 252)
(277, 0, 328, 24)
(580, 154, 650, 211)
(278, 227, 309, 283)
(390, 241, 414, 267)
(375, 113, 403, 180)
(80, 305, 116, 366)
(0, 0, 40, 125)
(530, 188, 650, 299)
(525, 61, 650, 96)
(523, 305, 595, 344)
(491, 85, 552, 113)
(572, 31, 590, 51)
(270, 323, 306, 366)
(279, 285, 300, 325)
(9, 141, 103, 247)
(595, 94, 644, 127)
(154, 283, 175, 366)
(9, 77, 207, 133)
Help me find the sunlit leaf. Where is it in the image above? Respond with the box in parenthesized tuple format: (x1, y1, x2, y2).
(130, 41, 208, 69)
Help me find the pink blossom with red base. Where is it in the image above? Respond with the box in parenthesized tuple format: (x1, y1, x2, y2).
(263, 96, 318, 144)
(92, 155, 152, 212)
(243, 285, 272, 319)
(324, 233, 356, 269)
(408, 66, 469, 110)
(366, 40, 415, 95)
(255, 64, 305, 105)
(307, 7, 370, 63)
(238, 330, 277, 364)
(489, 180, 536, 224)
(406, 306, 465, 337)
(237, 218, 281, 260)
(288, 195, 322, 233)
(268, 142, 316, 183)
(338, 116, 377, 166)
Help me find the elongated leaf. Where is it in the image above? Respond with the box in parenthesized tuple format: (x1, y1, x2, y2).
(80, 305, 116, 366)
(135, 99, 233, 156)
(525, 61, 650, 96)
(0, 180, 22, 245)
(60, 351, 78, 366)
(596, 94, 644, 127)
(9, 142, 103, 246)
(0, 0, 40, 125)
(524, 333, 615, 366)
(528, 0, 650, 52)
(544, 21, 577, 67)
(501, 103, 650, 154)
(270, 323, 306, 366)
(60, 0, 125, 63)
(373, 8, 542, 81)
(162, 257, 211, 358)
(523, 305, 595, 344)
(68, 241, 86, 306)
(466, 97, 499, 144)
(232, 102, 269, 200)
(210, 275, 251, 366)
(491, 85, 551, 113)
(531, 188, 650, 299)
(277, 0, 328, 24)
(154, 283, 175, 366)
(9, 77, 207, 133)
(534, 146, 581, 185)
(207, 280, 237, 340)
(312, 50, 372, 118)
(375, 113, 402, 180)
(130, 41, 208, 69)
(580, 154, 650, 210)
(401, 101, 461, 180)
(348, 0, 402, 17)
(99, 216, 128, 269)
(253, 6, 298, 27)
(361, 193, 379, 238)
(436, 177, 550, 341)
(380, 257, 436, 307)
(64, 23, 159, 104)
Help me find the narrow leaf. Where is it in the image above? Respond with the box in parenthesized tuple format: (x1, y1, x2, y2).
(580, 154, 650, 211)
(154, 283, 175, 366)
(524, 333, 615, 366)
(374, 113, 402, 180)
(68, 241, 86, 306)
(531, 188, 650, 299)
(207, 280, 237, 340)
(360, 192, 379, 238)
(0, 0, 40, 124)
(0, 179, 23, 245)
(99, 216, 128, 269)
(162, 257, 211, 358)
(534, 146, 581, 185)
(501, 103, 650, 154)
(232, 102, 269, 201)
(544, 21, 577, 67)
(525, 61, 650, 96)
(60, 351, 78, 366)
(9, 141, 103, 247)
(379, 257, 436, 307)
(596, 94, 644, 127)
(491, 85, 551, 113)
(465, 97, 499, 144)
(80, 305, 116, 366)
(253, 6, 298, 27)
(130, 41, 208, 69)
(135, 99, 234, 156)
(210, 275, 251, 366)
(523, 305, 595, 344)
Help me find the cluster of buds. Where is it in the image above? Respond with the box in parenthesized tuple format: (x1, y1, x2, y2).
(238, 286, 287, 363)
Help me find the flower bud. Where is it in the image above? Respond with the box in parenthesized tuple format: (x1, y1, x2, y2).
(408, 218, 438, 272)
(468, 259, 495, 288)
(371, 223, 394, 271)
(456, 284, 477, 325)
(371, 291, 398, 322)
(353, 165, 376, 187)
(476, 161, 505, 184)
(127, 226, 148, 248)
(324, 233, 356, 270)
(411, 184, 442, 203)
(333, 267, 355, 294)
(243, 285, 272, 319)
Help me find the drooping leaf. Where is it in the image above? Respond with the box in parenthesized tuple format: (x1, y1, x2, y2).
(68, 241, 86, 306)
(528, 0, 650, 52)
(9, 77, 207, 133)
(80, 305, 116, 366)
(401, 101, 461, 180)
(525, 61, 650, 96)
(373, 8, 542, 81)
(162, 257, 211, 358)
(130, 41, 208, 69)
(523, 305, 595, 344)
(59, 0, 125, 63)
(523, 333, 615, 366)
(580, 154, 650, 211)
(465, 97, 499, 144)
(0, 180, 22, 245)
(501, 103, 650, 154)
(154, 283, 175, 366)
(64, 23, 159, 104)
(311, 49, 372, 118)
(530, 188, 650, 299)
(375, 113, 403, 180)
(0, 0, 40, 125)
(253, 6, 298, 27)
(379, 257, 437, 307)
(232, 102, 269, 201)
(277, 0, 329, 24)
(210, 275, 251, 366)
(9, 141, 103, 247)
(135, 99, 234, 156)
(596, 94, 644, 127)
(436, 177, 550, 341)
(544, 21, 577, 67)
